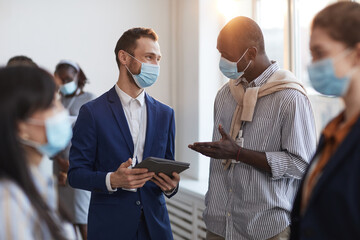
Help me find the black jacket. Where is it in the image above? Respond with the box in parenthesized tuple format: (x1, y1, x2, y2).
(291, 116, 360, 240)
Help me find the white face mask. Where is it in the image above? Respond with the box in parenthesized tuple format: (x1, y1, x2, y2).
(219, 48, 252, 79)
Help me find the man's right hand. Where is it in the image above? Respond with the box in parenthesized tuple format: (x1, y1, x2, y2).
(110, 158, 155, 189)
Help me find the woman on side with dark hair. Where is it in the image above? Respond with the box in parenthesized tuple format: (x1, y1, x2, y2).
(291, 2, 360, 240)
(53, 60, 95, 240)
(0, 66, 74, 239)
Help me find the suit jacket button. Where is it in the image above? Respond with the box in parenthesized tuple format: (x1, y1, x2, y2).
(136, 200, 141, 206)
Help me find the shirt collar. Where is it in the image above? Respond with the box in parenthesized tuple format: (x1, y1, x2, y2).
(115, 84, 145, 107)
(323, 111, 360, 144)
(237, 61, 279, 88)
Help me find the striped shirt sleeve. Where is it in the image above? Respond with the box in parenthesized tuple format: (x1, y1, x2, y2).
(0, 180, 40, 240)
(266, 90, 316, 179)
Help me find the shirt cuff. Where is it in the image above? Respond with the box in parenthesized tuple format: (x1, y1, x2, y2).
(266, 152, 289, 180)
(106, 172, 117, 192)
(164, 185, 178, 196)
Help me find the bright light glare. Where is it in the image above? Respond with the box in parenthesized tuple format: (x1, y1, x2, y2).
(257, 0, 286, 29)
(298, 0, 335, 28)
(217, 0, 251, 22)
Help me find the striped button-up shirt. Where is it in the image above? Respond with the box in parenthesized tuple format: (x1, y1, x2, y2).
(0, 179, 44, 240)
(0, 163, 76, 240)
(203, 62, 317, 239)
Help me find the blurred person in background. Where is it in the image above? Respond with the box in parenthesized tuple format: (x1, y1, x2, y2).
(6, 55, 38, 67)
(291, 2, 360, 239)
(53, 60, 95, 240)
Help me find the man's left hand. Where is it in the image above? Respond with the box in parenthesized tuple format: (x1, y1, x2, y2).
(188, 124, 239, 160)
(151, 172, 180, 193)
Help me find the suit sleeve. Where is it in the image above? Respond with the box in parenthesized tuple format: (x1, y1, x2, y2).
(68, 104, 107, 192)
(164, 109, 178, 198)
(165, 109, 175, 160)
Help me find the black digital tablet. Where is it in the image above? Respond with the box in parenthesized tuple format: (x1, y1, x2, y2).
(134, 157, 190, 177)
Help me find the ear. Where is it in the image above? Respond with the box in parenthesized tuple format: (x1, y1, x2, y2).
(247, 47, 258, 61)
(118, 50, 129, 66)
(17, 122, 29, 140)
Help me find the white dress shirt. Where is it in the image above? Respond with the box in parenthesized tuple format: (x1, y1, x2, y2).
(106, 84, 147, 192)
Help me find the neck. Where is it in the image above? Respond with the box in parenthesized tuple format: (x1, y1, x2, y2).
(24, 145, 43, 166)
(243, 54, 271, 83)
(117, 68, 143, 98)
(343, 73, 360, 122)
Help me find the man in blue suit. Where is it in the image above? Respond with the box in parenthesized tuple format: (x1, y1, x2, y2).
(68, 27, 180, 240)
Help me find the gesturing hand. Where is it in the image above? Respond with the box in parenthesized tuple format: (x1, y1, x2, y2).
(110, 158, 155, 189)
(188, 124, 239, 160)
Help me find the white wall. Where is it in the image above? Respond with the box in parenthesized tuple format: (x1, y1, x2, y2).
(0, 0, 173, 105)
(172, 0, 225, 180)
(172, 0, 201, 179)
(198, 0, 223, 180)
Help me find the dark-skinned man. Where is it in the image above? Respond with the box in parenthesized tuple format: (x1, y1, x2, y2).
(189, 17, 316, 240)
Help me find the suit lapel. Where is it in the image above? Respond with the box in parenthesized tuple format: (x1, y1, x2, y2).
(143, 93, 157, 159)
(309, 117, 360, 204)
(107, 86, 134, 154)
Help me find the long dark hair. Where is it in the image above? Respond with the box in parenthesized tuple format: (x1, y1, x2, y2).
(0, 66, 66, 240)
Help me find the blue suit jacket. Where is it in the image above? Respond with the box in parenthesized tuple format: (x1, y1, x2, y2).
(290, 116, 360, 240)
(68, 86, 176, 240)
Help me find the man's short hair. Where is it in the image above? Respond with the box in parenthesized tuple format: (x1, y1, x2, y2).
(7, 55, 37, 67)
(114, 27, 158, 69)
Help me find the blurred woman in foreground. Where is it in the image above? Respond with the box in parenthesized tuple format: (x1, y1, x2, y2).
(291, 2, 360, 239)
(0, 66, 74, 239)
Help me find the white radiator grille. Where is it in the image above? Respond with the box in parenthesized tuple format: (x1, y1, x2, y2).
(166, 189, 206, 240)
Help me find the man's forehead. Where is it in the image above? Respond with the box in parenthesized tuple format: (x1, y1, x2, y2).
(134, 37, 161, 55)
(217, 32, 242, 51)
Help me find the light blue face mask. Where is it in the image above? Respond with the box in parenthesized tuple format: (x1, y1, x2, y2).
(22, 110, 73, 157)
(125, 53, 160, 88)
(60, 80, 77, 95)
(308, 50, 353, 96)
(219, 48, 252, 79)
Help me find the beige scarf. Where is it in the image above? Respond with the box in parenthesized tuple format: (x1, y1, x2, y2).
(224, 69, 307, 169)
